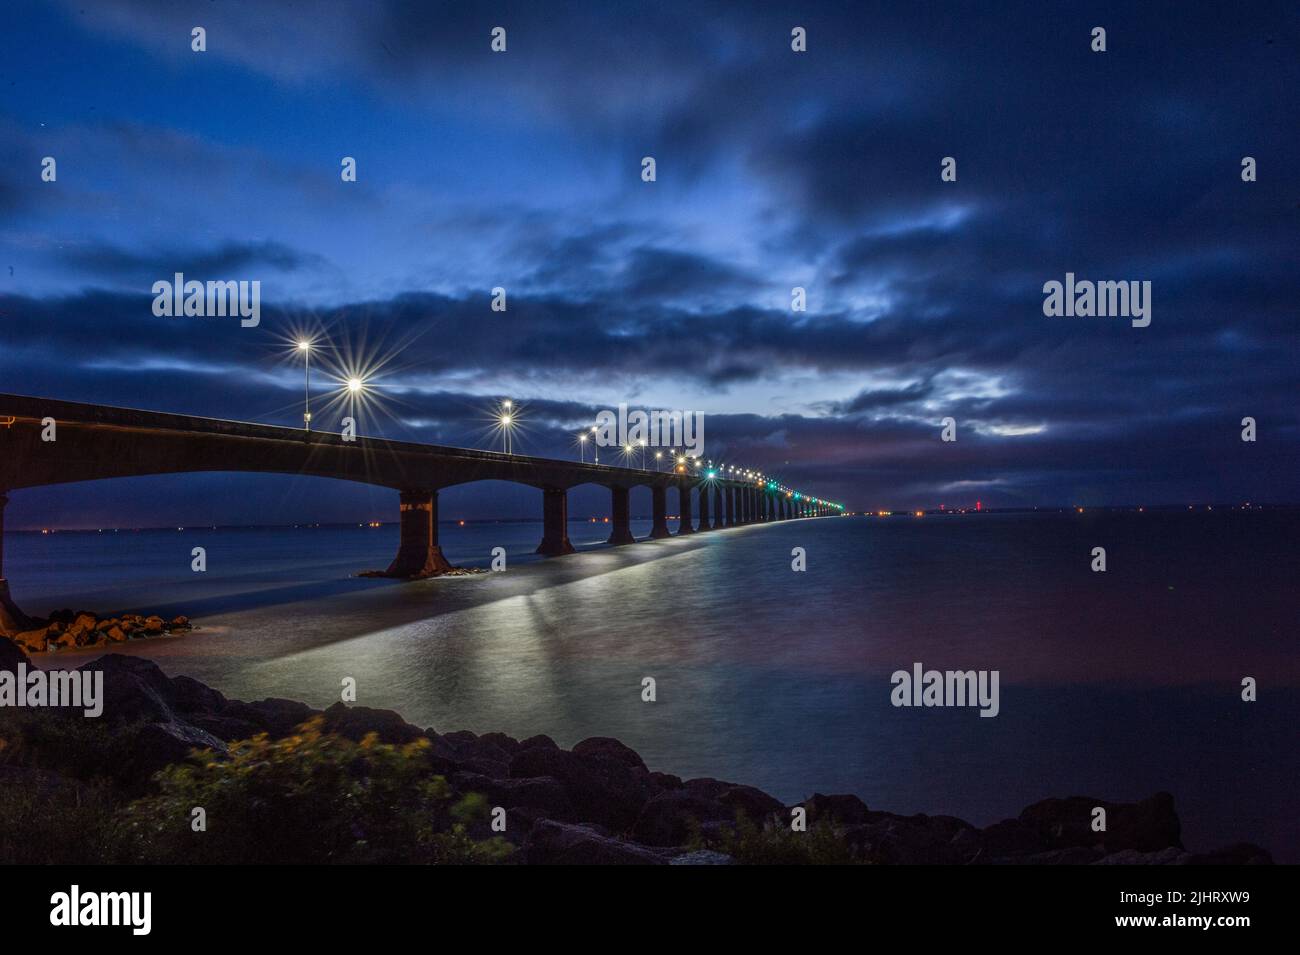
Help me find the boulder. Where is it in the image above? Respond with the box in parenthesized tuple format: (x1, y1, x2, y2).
(320, 701, 425, 744)
(0, 637, 31, 673)
(649, 771, 684, 790)
(717, 784, 774, 821)
(451, 772, 574, 820)
(633, 789, 734, 847)
(128, 720, 227, 779)
(510, 746, 652, 831)
(8, 628, 49, 654)
(477, 732, 520, 754)
(74, 654, 177, 723)
(234, 698, 320, 737)
(518, 734, 559, 751)
(670, 850, 735, 865)
(1019, 792, 1182, 853)
(572, 736, 648, 773)
(523, 820, 666, 865)
(1183, 843, 1273, 865)
(804, 792, 872, 824)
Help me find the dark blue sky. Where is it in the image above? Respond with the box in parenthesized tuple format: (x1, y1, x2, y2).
(2, 1, 1297, 527)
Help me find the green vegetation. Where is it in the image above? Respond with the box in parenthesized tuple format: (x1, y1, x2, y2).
(0, 714, 513, 865)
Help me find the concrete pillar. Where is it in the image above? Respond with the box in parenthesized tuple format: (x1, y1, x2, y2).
(650, 485, 672, 539)
(697, 482, 711, 530)
(537, 488, 576, 556)
(607, 486, 636, 545)
(746, 487, 757, 523)
(385, 488, 453, 578)
(779, 496, 788, 520)
(676, 483, 694, 535)
(725, 485, 736, 527)
(713, 484, 725, 529)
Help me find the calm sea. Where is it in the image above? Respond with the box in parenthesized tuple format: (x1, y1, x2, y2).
(7, 511, 1297, 860)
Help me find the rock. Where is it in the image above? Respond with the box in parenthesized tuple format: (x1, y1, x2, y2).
(142, 616, 165, 635)
(804, 792, 872, 824)
(0, 637, 31, 673)
(633, 789, 734, 847)
(441, 730, 480, 748)
(9, 628, 49, 653)
(320, 701, 425, 744)
(990, 846, 1106, 865)
(129, 720, 227, 779)
(510, 746, 652, 831)
(169, 616, 191, 630)
(236, 698, 320, 737)
(1183, 843, 1273, 865)
(718, 784, 783, 821)
(1019, 792, 1182, 853)
(74, 654, 177, 723)
(670, 849, 735, 865)
(477, 732, 520, 754)
(103, 626, 128, 642)
(451, 772, 574, 820)
(518, 734, 559, 751)
(169, 675, 227, 717)
(649, 771, 684, 790)
(572, 736, 648, 773)
(1094, 847, 1189, 865)
(980, 818, 1046, 857)
(524, 820, 666, 865)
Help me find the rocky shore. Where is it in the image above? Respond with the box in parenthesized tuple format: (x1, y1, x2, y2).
(6, 609, 191, 654)
(0, 637, 1273, 865)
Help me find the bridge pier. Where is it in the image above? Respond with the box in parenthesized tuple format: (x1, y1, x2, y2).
(697, 482, 712, 530)
(712, 484, 725, 529)
(607, 487, 636, 545)
(676, 484, 694, 535)
(725, 485, 736, 527)
(537, 488, 576, 556)
(383, 489, 453, 578)
(650, 486, 672, 538)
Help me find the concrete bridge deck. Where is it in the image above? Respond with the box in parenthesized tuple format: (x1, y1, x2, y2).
(0, 393, 839, 633)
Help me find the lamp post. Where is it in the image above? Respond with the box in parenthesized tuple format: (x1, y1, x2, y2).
(499, 399, 514, 455)
(579, 432, 588, 463)
(591, 426, 599, 464)
(297, 340, 312, 431)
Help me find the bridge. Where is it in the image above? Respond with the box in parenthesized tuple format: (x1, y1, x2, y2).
(0, 393, 842, 633)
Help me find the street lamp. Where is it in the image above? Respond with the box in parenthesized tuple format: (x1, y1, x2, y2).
(297, 340, 313, 431)
(591, 425, 599, 464)
(655, 450, 663, 471)
(499, 403, 515, 455)
(578, 432, 588, 463)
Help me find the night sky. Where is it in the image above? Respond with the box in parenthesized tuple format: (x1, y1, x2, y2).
(2, 1, 1297, 528)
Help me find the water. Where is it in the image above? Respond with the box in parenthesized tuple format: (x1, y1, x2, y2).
(6, 511, 1297, 860)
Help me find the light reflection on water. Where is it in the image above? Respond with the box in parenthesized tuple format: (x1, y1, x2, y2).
(8, 511, 1298, 859)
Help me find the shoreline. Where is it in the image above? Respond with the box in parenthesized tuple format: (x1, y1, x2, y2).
(0, 638, 1273, 865)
